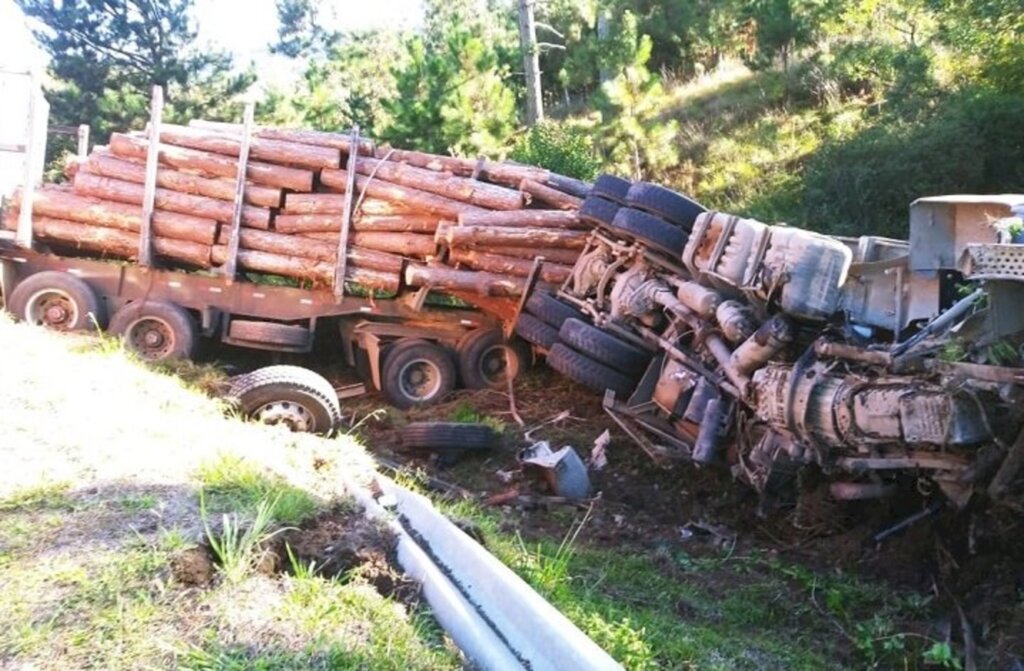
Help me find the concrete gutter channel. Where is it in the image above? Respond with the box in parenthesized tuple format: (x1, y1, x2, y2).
(341, 472, 623, 671)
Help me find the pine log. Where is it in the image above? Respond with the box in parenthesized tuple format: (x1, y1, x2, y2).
(86, 150, 282, 208)
(109, 133, 313, 191)
(210, 246, 400, 292)
(457, 210, 586, 229)
(73, 173, 272, 229)
(32, 216, 211, 267)
(189, 120, 376, 155)
(350, 232, 436, 258)
(520, 178, 584, 210)
(463, 244, 582, 265)
(357, 198, 418, 217)
(373, 148, 550, 188)
(320, 169, 488, 220)
(212, 227, 405, 273)
(158, 124, 340, 170)
(12, 188, 217, 245)
(354, 158, 524, 211)
(439, 224, 589, 249)
(449, 248, 572, 284)
(275, 213, 440, 235)
(404, 264, 525, 297)
(283, 193, 349, 215)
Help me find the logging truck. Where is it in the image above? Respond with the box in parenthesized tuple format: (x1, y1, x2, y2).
(0, 78, 593, 432)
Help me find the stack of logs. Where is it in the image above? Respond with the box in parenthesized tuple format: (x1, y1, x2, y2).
(4, 120, 592, 299)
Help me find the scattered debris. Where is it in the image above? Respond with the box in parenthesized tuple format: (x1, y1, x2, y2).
(589, 429, 611, 471)
(519, 441, 592, 500)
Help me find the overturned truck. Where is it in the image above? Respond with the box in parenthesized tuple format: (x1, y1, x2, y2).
(516, 179, 1024, 509)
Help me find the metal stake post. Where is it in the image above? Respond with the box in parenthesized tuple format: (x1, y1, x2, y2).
(334, 126, 360, 298)
(223, 102, 255, 282)
(138, 86, 164, 267)
(15, 70, 39, 249)
(76, 124, 90, 159)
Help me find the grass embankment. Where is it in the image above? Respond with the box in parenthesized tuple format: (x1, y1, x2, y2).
(0, 316, 459, 670)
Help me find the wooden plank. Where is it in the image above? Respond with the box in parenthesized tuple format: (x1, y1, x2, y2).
(138, 86, 163, 266)
(223, 103, 254, 281)
(334, 127, 360, 298)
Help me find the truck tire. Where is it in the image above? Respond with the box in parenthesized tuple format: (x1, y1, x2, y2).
(625, 182, 706, 231)
(515, 313, 559, 350)
(109, 300, 197, 361)
(229, 319, 313, 349)
(559, 318, 651, 374)
(590, 174, 632, 205)
(579, 195, 620, 230)
(547, 343, 637, 398)
(525, 291, 586, 328)
(401, 422, 498, 451)
(610, 207, 687, 258)
(381, 339, 457, 409)
(228, 365, 341, 435)
(457, 328, 531, 390)
(8, 271, 105, 331)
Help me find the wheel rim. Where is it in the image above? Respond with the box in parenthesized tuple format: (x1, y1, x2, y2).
(253, 400, 316, 433)
(478, 344, 513, 386)
(126, 316, 176, 361)
(398, 359, 443, 402)
(24, 289, 79, 331)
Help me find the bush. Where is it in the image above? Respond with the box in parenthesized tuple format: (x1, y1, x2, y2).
(509, 121, 602, 181)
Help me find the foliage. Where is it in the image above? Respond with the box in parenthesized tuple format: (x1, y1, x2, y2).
(509, 121, 602, 180)
(201, 492, 283, 584)
(195, 452, 318, 525)
(17, 0, 253, 144)
(271, 0, 339, 58)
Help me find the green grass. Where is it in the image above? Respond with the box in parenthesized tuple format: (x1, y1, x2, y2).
(196, 453, 319, 525)
(0, 481, 73, 512)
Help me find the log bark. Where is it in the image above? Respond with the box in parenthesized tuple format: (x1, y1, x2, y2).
(320, 169, 488, 220)
(283, 193, 349, 215)
(404, 264, 525, 297)
(463, 244, 582, 265)
(73, 173, 272, 229)
(189, 120, 376, 155)
(275, 213, 439, 235)
(355, 157, 524, 210)
(212, 227, 405, 273)
(357, 198, 418, 217)
(33, 216, 211, 268)
(439, 224, 589, 249)
(210, 246, 400, 292)
(158, 124, 340, 170)
(350, 232, 436, 258)
(520, 178, 584, 210)
(457, 209, 586, 229)
(449, 248, 572, 284)
(109, 133, 313, 191)
(13, 188, 217, 245)
(86, 150, 282, 208)
(372, 148, 550, 188)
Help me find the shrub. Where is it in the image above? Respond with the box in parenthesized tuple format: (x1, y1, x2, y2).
(509, 121, 602, 181)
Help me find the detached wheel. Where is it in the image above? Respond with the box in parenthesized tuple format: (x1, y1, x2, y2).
(381, 339, 457, 409)
(109, 300, 197, 361)
(547, 343, 638, 398)
(625, 182, 706, 230)
(228, 365, 341, 435)
(610, 207, 688, 258)
(8, 271, 105, 331)
(457, 328, 531, 390)
(401, 422, 498, 451)
(559, 318, 651, 374)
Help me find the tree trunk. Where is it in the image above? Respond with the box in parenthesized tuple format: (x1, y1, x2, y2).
(109, 133, 313, 191)
(458, 209, 585, 229)
(518, 0, 544, 126)
(404, 264, 526, 297)
(439, 223, 589, 249)
(275, 213, 440, 235)
(350, 231, 436, 258)
(158, 124, 341, 170)
(32, 216, 211, 268)
(73, 173, 272, 229)
(86, 150, 282, 208)
(449, 248, 571, 283)
(456, 244, 582, 265)
(520, 178, 583, 210)
(211, 246, 401, 292)
(188, 120, 376, 156)
(370, 148, 551, 188)
(13, 188, 218, 245)
(355, 158, 524, 210)
(320, 169, 489, 220)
